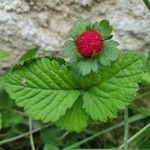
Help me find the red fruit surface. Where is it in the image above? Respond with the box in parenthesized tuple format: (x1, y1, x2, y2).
(76, 30, 103, 58)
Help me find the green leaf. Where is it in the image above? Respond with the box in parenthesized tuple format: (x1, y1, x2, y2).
(64, 40, 78, 63)
(93, 20, 112, 39)
(19, 46, 40, 65)
(0, 50, 9, 59)
(5, 58, 80, 123)
(57, 98, 89, 132)
(69, 19, 92, 39)
(98, 40, 120, 66)
(41, 127, 63, 145)
(2, 111, 23, 127)
(77, 59, 98, 75)
(82, 52, 146, 121)
(142, 72, 150, 84)
(43, 144, 59, 150)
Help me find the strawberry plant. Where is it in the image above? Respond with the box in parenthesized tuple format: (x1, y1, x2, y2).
(4, 19, 146, 134)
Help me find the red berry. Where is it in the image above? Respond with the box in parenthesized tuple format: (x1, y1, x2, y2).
(75, 30, 103, 58)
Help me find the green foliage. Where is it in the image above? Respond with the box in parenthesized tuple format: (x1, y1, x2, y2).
(64, 40, 78, 63)
(19, 46, 40, 65)
(57, 98, 89, 132)
(0, 50, 9, 59)
(5, 52, 145, 131)
(93, 20, 112, 39)
(77, 59, 98, 75)
(142, 72, 150, 84)
(82, 52, 145, 121)
(0, 90, 23, 128)
(69, 19, 92, 39)
(41, 127, 63, 145)
(98, 40, 120, 66)
(5, 58, 80, 123)
(43, 144, 59, 150)
(142, 50, 150, 84)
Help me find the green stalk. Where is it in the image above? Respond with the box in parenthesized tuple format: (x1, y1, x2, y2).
(29, 117, 35, 150)
(0, 124, 50, 146)
(123, 107, 129, 150)
(63, 114, 146, 150)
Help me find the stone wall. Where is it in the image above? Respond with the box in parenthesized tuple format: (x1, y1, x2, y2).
(0, 0, 150, 73)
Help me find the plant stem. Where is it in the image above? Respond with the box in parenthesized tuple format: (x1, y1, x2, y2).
(63, 114, 147, 150)
(123, 107, 129, 150)
(29, 117, 35, 150)
(0, 124, 50, 146)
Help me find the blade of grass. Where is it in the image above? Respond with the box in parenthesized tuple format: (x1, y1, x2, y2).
(119, 123, 150, 148)
(123, 107, 129, 150)
(29, 117, 35, 150)
(63, 114, 147, 150)
(0, 124, 50, 146)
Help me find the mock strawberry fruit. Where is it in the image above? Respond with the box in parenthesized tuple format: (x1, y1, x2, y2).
(75, 30, 103, 58)
(64, 19, 119, 75)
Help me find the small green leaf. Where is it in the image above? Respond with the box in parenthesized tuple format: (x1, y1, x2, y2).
(57, 98, 89, 132)
(69, 19, 92, 39)
(77, 60, 91, 75)
(83, 52, 146, 121)
(77, 59, 98, 75)
(0, 50, 9, 59)
(5, 58, 80, 123)
(93, 20, 112, 39)
(64, 40, 78, 63)
(19, 46, 40, 64)
(98, 40, 120, 66)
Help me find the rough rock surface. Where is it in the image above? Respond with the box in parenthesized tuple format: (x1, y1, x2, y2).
(0, 0, 150, 73)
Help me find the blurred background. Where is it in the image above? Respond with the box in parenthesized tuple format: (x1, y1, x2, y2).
(0, 0, 150, 73)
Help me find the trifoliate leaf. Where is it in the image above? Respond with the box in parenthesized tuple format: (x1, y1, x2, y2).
(5, 58, 80, 123)
(83, 52, 146, 121)
(0, 50, 9, 59)
(93, 20, 112, 39)
(57, 98, 89, 132)
(69, 19, 92, 39)
(98, 40, 120, 66)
